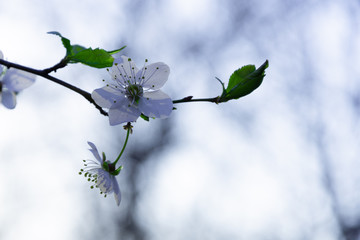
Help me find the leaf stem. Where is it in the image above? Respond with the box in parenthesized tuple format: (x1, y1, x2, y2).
(173, 96, 221, 104)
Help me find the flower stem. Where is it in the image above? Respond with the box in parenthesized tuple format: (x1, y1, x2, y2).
(114, 123, 131, 165)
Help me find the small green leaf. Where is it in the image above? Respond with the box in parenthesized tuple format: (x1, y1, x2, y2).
(71, 44, 87, 55)
(69, 48, 115, 68)
(220, 60, 268, 102)
(48, 31, 126, 68)
(227, 65, 256, 91)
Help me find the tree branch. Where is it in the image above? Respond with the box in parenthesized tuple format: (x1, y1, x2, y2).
(0, 59, 225, 116)
(0, 59, 108, 116)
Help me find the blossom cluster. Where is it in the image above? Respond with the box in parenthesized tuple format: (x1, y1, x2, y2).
(84, 56, 173, 205)
(1, 51, 173, 206)
(2, 32, 268, 208)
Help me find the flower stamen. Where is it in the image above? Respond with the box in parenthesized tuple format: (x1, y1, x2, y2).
(125, 84, 143, 105)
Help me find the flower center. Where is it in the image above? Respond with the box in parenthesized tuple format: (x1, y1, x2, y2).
(125, 84, 143, 104)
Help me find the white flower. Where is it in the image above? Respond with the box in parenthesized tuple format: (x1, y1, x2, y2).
(0, 51, 36, 109)
(92, 55, 173, 125)
(80, 141, 121, 206)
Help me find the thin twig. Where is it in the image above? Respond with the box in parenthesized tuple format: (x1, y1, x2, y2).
(42, 58, 68, 74)
(172, 96, 220, 104)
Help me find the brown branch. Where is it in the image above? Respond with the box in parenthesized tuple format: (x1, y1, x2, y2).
(0, 59, 108, 116)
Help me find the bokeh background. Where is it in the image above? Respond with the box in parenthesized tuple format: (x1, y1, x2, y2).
(1, 0, 360, 239)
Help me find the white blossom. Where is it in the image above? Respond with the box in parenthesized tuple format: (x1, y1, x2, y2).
(0, 51, 36, 109)
(80, 142, 121, 206)
(92, 55, 173, 125)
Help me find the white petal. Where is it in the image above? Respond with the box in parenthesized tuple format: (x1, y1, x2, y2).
(108, 98, 141, 125)
(112, 177, 121, 206)
(1, 90, 16, 109)
(91, 86, 125, 109)
(112, 56, 139, 85)
(97, 170, 113, 193)
(138, 90, 173, 119)
(87, 142, 102, 163)
(2, 69, 35, 92)
(136, 62, 170, 90)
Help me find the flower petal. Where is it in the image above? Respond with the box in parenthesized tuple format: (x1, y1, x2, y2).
(96, 169, 114, 193)
(112, 55, 139, 85)
(2, 69, 36, 92)
(138, 90, 173, 119)
(112, 177, 121, 206)
(92, 86, 125, 109)
(87, 141, 102, 163)
(108, 98, 141, 125)
(137, 62, 170, 90)
(1, 90, 16, 109)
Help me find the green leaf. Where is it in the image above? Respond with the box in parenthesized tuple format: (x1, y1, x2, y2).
(69, 48, 115, 68)
(71, 44, 87, 55)
(220, 60, 269, 102)
(227, 65, 256, 91)
(48, 31, 126, 68)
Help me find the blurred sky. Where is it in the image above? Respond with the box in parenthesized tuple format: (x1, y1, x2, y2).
(1, 0, 360, 240)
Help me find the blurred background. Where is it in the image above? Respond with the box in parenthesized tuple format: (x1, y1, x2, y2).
(0, 0, 360, 239)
